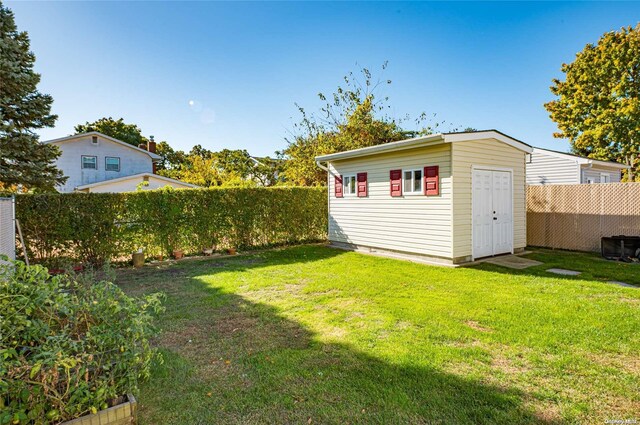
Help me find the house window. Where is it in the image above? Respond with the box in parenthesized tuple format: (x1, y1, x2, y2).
(105, 157, 120, 172)
(343, 175, 357, 195)
(81, 155, 97, 169)
(403, 169, 422, 194)
(600, 173, 610, 183)
(91, 136, 98, 145)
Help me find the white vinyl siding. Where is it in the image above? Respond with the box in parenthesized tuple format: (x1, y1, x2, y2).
(525, 149, 578, 185)
(581, 166, 622, 184)
(328, 144, 452, 259)
(452, 139, 527, 261)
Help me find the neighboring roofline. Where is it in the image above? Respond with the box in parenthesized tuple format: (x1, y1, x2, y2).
(533, 147, 630, 169)
(315, 130, 532, 162)
(74, 172, 199, 190)
(42, 132, 162, 161)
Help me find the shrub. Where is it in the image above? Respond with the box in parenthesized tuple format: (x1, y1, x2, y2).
(0, 259, 164, 424)
(16, 186, 327, 265)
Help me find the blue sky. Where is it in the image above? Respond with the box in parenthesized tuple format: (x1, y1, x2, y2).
(7, 1, 640, 156)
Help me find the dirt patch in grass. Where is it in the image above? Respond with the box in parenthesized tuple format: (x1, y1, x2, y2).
(446, 339, 486, 349)
(465, 320, 493, 333)
(214, 313, 261, 336)
(491, 353, 531, 375)
(618, 296, 640, 305)
(214, 306, 311, 351)
(159, 321, 216, 355)
(248, 284, 304, 300)
(531, 401, 562, 424)
(585, 352, 640, 375)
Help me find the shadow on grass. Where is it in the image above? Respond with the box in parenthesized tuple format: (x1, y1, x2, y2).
(469, 248, 640, 287)
(118, 246, 558, 424)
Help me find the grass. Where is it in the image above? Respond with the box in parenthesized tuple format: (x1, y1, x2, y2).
(117, 245, 640, 424)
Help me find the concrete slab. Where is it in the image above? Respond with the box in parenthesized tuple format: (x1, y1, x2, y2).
(484, 255, 543, 270)
(547, 268, 581, 276)
(607, 280, 638, 288)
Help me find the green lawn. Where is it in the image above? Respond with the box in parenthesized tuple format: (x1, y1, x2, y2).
(117, 245, 640, 424)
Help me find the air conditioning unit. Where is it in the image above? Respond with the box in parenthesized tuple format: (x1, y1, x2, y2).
(601, 236, 640, 262)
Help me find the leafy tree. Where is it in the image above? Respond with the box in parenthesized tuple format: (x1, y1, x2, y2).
(178, 155, 225, 187)
(188, 144, 214, 160)
(280, 63, 465, 186)
(545, 24, 640, 181)
(216, 149, 254, 179)
(252, 157, 282, 186)
(155, 141, 188, 177)
(0, 3, 65, 192)
(75, 117, 148, 147)
(175, 149, 278, 187)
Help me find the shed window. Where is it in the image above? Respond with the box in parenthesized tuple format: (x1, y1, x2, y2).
(82, 155, 97, 169)
(105, 157, 120, 172)
(343, 175, 357, 195)
(403, 169, 422, 194)
(600, 173, 610, 183)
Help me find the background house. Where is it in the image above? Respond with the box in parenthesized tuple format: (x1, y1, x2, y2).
(43, 132, 197, 193)
(526, 147, 629, 185)
(316, 130, 532, 265)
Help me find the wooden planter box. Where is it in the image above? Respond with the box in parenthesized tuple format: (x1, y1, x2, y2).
(60, 394, 137, 425)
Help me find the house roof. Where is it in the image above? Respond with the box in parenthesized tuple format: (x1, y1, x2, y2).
(315, 130, 532, 162)
(74, 172, 199, 191)
(250, 156, 285, 167)
(532, 147, 630, 169)
(42, 132, 162, 161)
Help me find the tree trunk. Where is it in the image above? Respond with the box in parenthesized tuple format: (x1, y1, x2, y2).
(625, 156, 635, 182)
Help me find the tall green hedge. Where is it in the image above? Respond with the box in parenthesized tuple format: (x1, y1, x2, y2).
(15, 187, 327, 265)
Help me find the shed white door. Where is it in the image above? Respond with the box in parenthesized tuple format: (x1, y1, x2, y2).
(472, 169, 513, 259)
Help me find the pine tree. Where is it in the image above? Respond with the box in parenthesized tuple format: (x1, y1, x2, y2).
(0, 2, 65, 191)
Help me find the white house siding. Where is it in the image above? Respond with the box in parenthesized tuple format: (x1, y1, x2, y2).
(525, 149, 579, 185)
(451, 139, 527, 261)
(52, 135, 153, 192)
(581, 166, 622, 183)
(79, 175, 194, 193)
(328, 144, 453, 259)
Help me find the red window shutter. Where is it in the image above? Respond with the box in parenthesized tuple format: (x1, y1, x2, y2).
(357, 172, 367, 197)
(335, 175, 343, 198)
(390, 169, 402, 197)
(424, 166, 439, 196)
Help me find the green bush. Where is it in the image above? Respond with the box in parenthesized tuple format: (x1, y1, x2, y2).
(0, 259, 164, 424)
(15, 186, 327, 265)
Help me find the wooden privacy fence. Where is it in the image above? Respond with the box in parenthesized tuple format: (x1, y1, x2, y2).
(527, 183, 640, 252)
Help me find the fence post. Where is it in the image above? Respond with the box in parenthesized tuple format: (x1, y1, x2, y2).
(0, 196, 16, 265)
